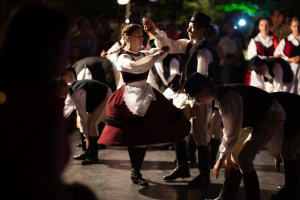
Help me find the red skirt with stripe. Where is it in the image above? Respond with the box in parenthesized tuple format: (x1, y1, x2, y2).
(98, 86, 191, 146)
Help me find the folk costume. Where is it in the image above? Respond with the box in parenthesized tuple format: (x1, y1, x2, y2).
(64, 56, 116, 160)
(153, 12, 214, 186)
(274, 34, 300, 94)
(185, 72, 286, 200)
(207, 92, 300, 200)
(248, 33, 293, 92)
(98, 46, 190, 146)
(64, 80, 112, 165)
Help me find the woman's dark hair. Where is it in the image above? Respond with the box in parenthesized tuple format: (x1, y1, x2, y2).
(110, 23, 141, 54)
(75, 16, 89, 29)
(0, 3, 70, 86)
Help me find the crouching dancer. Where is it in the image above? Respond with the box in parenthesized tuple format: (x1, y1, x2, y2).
(54, 78, 112, 165)
(184, 72, 286, 200)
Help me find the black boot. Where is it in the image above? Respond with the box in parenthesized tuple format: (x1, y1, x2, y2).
(242, 170, 260, 200)
(271, 159, 300, 200)
(82, 137, 98, 165)
(210, 138, 220, 169)
(73, 133, 88, 160)
(128, 147, 148, 186)
(98, 122, 106, 150)
(187, 134, 197, 164)
(188, 146, 210, 187)
(217, 167, 242, 200)
(164, 140, 190, 180)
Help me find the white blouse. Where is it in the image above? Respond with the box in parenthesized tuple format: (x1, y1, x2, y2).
(247, 33, 275, 60)
(274, 33, 300, 61)
(117, 46, 163, 117)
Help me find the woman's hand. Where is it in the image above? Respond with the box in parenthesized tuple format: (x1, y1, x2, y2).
(143, 18, 157, 35)
(159, 46, 170, 55)
(288, 56, 300, 63)
(274, 54, 282, 58)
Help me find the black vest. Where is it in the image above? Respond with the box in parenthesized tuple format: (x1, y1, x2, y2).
(72, 57, 117, 92)
(271, 92, 300, 141)
(69, 80, 108, 113)
(217, 84, 274, 129)
(179, 40, 212, 86)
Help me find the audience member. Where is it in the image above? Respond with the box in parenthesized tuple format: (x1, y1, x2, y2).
(129, 2, 142, 25)
(69, 43, 80, 65)
(70, 17, 97, 59)
(218, 22, 244, 83)
(110, 14, 126, 43)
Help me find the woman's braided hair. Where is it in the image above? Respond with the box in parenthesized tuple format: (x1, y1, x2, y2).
(109, 23, 141, 54)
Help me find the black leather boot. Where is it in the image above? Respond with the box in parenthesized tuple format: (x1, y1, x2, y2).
(73, 132, 88, 160)
(209, 138, 220, 169)
(188, 146, 210, 187)
(271, 159, 300, 200)
(131, 171, 148, 186)
(98, 122, 106, 150)
(212, 167, 242, 200)
(82, 137, 98, 165)
(187, 134, 197, 164)
(242, 170, 260, 200)
(164, 140, 190, 180)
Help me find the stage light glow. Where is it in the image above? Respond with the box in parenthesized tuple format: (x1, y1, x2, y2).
(118, 0, 129, 5)
(125, 19, 130, 24)
(238, 19, 246, 26)
(234, 26, 237, 29)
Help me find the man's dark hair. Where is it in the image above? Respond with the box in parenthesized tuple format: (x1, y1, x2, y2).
(195, 23, 209, 36)
(116, 14, 125, 20)
(270, 9, 281, 16)
(99, 13, 111, 21)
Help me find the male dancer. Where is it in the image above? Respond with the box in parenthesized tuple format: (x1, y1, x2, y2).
(144, 12, 214, 187)
(54, 78, 112, 165)
(63, 56, 116, 160)
(184, 72, 286, 200)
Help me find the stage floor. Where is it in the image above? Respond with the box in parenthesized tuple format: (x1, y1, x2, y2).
(62, 130, 284, 200)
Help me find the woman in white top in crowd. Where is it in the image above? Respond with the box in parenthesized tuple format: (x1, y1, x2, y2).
(218, 22, 244, 83)
(248, 18, 293, 92)
(274, 17, 300, 94)
(98, 23, 190, 186)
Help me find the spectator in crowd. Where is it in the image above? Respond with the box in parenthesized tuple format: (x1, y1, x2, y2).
(0, 2, 97, 200)
(69, 43, 80, 65)
(99, 13, 115, 41)
(129, 2, 142, 25)
(218, 22, 244, 83)
(110, 14, 126, 43)
(70, 17, 97, 59)
(270, 9, 284, 33)
(166, 23, 179, 40)
(179, 20, 190, 39)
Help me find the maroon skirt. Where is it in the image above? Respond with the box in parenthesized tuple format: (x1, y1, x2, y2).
(98, 86, 191, 146)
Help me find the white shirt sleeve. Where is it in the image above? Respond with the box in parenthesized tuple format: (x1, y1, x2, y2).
(218, 90, 243, 161)
(63, 94, 76, 118)
(72, 89, 89, 138)
(274, 39, 289, 61)
(272, 63, 284, 92)
(197, 49, 213, 74)
(77, 68, 92, 80)
(266, 129, 284, 162)
(117, 52, 161, 74)
(250, 71, 266, 91)
(169, 58, 180, 75)
(153, 28, 189, 54)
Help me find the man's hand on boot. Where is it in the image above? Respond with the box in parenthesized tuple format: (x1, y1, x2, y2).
(224, 155, 239, 179)
(213, 157, 224, 179)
